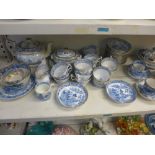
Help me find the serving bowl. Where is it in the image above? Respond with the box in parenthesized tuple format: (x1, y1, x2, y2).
(0, 63, 31, 87)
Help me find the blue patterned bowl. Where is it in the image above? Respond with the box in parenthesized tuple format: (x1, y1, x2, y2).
(0, 63, 31, 87)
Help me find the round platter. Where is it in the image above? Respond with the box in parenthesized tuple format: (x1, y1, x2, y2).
(56, 82, 88, 108)
(105, 80, 136, 104)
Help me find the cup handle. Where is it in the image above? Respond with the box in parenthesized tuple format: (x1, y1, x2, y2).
(93, 56, 102, 68)
(70, 74, 76, 81)
(67, 64, 72, 73)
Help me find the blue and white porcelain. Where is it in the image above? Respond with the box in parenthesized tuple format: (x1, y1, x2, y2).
(136, 79, 155, 100)
(128, 60, 151, 80)
(84, 54, 102, 67)
(0, 63, 31, 87)
(35, 82, 51, 101)
(52, 48, 81, 64)
(74, 59, 93, 74)
(81, 45, 97, 55)
(15, 38, 45, 65)
(106, 80, 136, 104)
(101, 57, 118, 72)
(0, 76, 35, 101)
(93, 66, 111, 88)
(56, 82, 88, 108)
(106, 38, 132, 64)
(51, 62, 72, 84)
(145, 113, 155, 134)
(71, 71, 91, 86)
(56, 49, 76, 58)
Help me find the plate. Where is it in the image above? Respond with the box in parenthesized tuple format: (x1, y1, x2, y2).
(56, 82, 88, 108)
(145, 114, 155, 134)
(106, 80, 136, 104)
(0, 76, 35, 101)
(128, 65, 151, 80)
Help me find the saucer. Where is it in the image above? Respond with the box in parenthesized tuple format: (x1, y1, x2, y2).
(106, 80, 136, 104)
(0, 76, 35, 101)
(56, 82, 88, 108)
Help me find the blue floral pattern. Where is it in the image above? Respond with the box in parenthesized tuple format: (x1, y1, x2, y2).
(145, 114, 155, 134)
(106, 80, 136, 104)
(57, 82, 88, 108)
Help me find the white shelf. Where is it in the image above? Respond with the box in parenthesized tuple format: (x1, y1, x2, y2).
(0, 58, 155, 123)
(0, 19, 155, 35)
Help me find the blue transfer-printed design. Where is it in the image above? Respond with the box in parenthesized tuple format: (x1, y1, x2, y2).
(0, 63, 30, 75)
(56, 49, 76, 58)
(145, 114, 155, 134)
(137, 82, 155, 100)
(0, 76, 35, 101)
(57, 82, 88, 108)
(128, 65, 151, 80)
(37, 92, 51, 101)
(107, 38, 131, 52)
(106, 80, 136, 104)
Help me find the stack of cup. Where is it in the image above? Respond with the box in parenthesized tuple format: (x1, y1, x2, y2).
(72, 59, 93, 85)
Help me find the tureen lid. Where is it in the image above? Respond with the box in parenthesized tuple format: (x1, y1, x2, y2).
(17, 38, 41, 51)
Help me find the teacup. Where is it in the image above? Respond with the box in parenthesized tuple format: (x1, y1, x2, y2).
(74, 59, 93, 74)
(131, 60, 146, 72)
(93, 66, 111, 87)
(71, 71, 92, 85)
(84, 54, 102, 67)
(51, 62, 72, 84)
(35, 82, 51, 101)
(101, 57, 118, 72)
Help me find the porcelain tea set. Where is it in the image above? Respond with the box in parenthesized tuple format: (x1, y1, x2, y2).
(0, 37, 155, 109)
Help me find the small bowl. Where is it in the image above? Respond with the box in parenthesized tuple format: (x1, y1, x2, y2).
(93, 66, 111, 87)
(35, 82, 51, 101)
(0, 63, 31, 87)
(101, 57, 118, 72)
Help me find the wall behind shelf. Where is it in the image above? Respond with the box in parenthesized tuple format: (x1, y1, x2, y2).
(8, 35, 155, 55)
